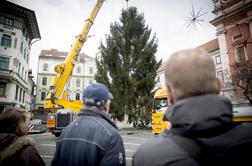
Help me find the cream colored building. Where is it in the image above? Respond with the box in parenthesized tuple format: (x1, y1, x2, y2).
(197, 38, 231, 98)
(35, 49, 96, 110)
(0, 0, 40, 112)
(155, 63, 166, 91)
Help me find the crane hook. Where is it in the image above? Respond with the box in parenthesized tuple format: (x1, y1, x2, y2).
(126, 0, 129, 8)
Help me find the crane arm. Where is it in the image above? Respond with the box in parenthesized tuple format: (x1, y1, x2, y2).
(44, 0, 105, 110)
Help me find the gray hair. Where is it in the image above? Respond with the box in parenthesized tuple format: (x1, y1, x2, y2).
(165, 48, 218, 100)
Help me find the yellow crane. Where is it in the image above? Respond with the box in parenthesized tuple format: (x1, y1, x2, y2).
(44, 0, 105, 136)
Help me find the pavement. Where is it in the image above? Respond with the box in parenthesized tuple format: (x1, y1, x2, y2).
(32, 128, 154, 166)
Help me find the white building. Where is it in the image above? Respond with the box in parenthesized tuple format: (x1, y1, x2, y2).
(0, 0, 40, 113)
(155, 63, 166, 91)
(35, 49, 96, 110)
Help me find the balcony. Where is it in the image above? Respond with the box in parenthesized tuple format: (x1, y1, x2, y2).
(0, 69, 27, 87)
(0, 69, 12, 81)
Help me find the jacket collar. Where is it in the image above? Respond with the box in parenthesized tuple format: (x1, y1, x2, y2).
(0, 133, 35, 161)
(78, 108, 117, 129)
(164, 95, 234, 138)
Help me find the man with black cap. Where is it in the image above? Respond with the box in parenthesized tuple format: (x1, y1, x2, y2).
(51, 83, 126, 166)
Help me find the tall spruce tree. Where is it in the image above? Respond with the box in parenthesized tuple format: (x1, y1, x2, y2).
(95, 7, 161, 127)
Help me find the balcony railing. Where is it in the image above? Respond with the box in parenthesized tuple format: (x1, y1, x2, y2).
(0, 69, 12, 79)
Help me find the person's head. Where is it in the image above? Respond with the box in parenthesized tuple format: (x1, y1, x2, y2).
(0, 108, 28, 136)
(82, 83, 113, 114)
(165, 48, 221, 104)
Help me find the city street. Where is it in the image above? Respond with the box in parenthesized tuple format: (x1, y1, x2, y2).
(1, 0, 251, 165)
(30, 129, 154, 166)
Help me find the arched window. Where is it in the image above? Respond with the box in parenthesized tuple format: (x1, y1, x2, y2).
(76, 93, 80, 100)
(41, 92, 46, 100)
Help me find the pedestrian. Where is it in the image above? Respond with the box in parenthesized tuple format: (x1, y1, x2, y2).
(0, 108, 45, 166)
(51, 83, 126, 166)
(132, 48, 252, 166)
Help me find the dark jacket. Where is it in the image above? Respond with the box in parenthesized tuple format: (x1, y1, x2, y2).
(51, 108, 126, 166)
(0, 133, 45, 166)
(133, 95, 252, 166)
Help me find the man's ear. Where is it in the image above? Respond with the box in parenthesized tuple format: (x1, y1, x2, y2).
(166, 85, 175, 104)
(103, 100, 110, 114)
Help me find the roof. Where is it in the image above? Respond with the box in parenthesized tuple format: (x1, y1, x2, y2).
(39, 49, 89, 60)
(196, 38, 219, 53)
(0, 0, 40, 40)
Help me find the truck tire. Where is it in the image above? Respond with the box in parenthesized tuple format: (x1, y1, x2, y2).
(54, 132, 61, 137)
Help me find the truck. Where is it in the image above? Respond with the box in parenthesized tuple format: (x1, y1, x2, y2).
(151, 88, 252, 135)
(151, 88, 170, 135)
(44, 0, 105, 137)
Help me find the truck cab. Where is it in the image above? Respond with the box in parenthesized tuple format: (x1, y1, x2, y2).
(151, 88, 170, 134)
(47, 109, 75, 137)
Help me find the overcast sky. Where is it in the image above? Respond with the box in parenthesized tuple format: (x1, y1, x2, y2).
(9, 0, 216, 78)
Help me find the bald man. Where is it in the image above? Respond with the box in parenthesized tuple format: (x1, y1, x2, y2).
(132, 48, 252, 166)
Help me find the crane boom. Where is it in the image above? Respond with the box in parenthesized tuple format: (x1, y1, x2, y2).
(44, 0, 105, 112)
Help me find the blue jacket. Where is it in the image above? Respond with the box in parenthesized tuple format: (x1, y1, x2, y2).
(51, 108, 126, 166)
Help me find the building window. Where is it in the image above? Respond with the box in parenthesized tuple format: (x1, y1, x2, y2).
(217, 71, 224, 82)
(0, 57, 9, 70)
(76, 79, 80, 87)
(32, 87, 36, 96)
(27, 53, 29, 64)
(1, 34, 12, 47)
(240, 69, 249, 84)
(4, 18, 14, 27)
(20, 42, 23, 54)
(157, 76, 160, 83)
(235, 46, 247, 63)
(41, 92, 46, 100)
(43, 63, 48, 71)
(19, 88, 22, 102)
(42, 77, 47, 86)
(24, 71, 27, 81)
(89, 67, 94, 74)
(24, 48, 26, 59)
(22, 67, 24, 78)
(77, 66, 81, 73)
(15, 85, 19, 100)
(76, 93, 80, 100)
(22, 26, 25, 36)
(232, 33, 243, 43)
(22, 91, 25, 103)
(18, 63, 21, 74)
(215, 55, 221, 64)
(14, 38, 17, 48)
(0, 82, 6, 96)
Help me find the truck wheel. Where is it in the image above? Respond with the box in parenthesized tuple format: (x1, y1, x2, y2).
(54, 132, 61, 137)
